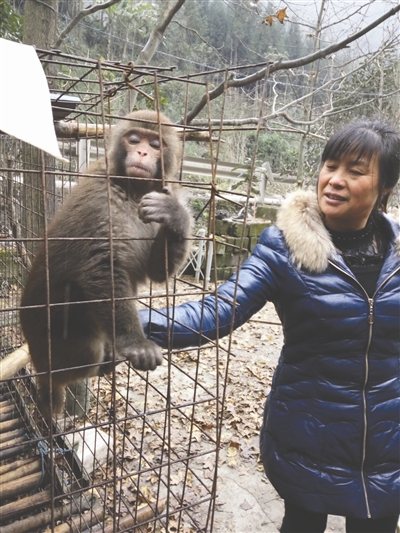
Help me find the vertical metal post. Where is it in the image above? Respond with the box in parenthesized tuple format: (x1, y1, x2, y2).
(78, 139, 91, 173)
(205, 239, 213, 291)
(194, 228, 206, 283)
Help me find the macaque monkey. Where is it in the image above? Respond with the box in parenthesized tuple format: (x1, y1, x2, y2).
(20, 110, 192, 418)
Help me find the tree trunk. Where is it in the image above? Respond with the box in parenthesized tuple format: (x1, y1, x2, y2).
(121, 0, 186, 114)
(21, 0, 58, 252)
(22, 0, 58, 49)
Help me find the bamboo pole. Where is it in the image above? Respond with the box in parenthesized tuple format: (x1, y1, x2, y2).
(0, 489, 52, 523)
(0, 439, 32, 461)
(102, 498, 167, 533)
(0, 400, 14, 413)
(0, 455, 37, 475)
(1, 500, 84, 533)
(54, 121, 111, 139)
(1, 457, 41, 485)
(0, 412, 17, 424)
(0, 427, 25, 445)
(0, 471, 42, 500)
(0, 410, 19, 423)
(0, 418, 23, 433)
(53, 504, 105, 533)
(0, 344, 30, 381)
(0, 435, 27, 452)
(54, 120, 216, 142)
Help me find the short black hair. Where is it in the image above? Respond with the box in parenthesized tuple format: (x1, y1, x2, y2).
(321, 120, 400, 210)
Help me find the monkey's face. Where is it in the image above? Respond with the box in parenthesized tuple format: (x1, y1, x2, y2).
(123, 130, 163, 180)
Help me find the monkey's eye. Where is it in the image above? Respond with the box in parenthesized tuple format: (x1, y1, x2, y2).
(127, 134, 141, 144)
(150, 140, 160, 149)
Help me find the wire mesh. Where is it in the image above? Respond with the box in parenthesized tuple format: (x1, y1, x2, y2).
(0, 49, 280, 532)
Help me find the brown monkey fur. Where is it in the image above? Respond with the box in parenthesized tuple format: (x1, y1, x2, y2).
(20, 110, 192, 419)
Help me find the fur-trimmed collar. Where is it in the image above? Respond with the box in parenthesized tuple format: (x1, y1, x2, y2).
(276, 190, 400, 273)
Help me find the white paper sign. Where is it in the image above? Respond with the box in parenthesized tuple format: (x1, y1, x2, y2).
(0, 38, 68, 162)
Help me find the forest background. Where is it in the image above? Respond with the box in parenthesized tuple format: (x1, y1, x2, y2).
(1, 0, 399, 199)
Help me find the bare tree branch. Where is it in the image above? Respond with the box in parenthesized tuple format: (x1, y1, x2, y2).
(172, 19, 227, 64)
(188, 44, 399, 130)
(268, 122, 327, 141)
(122, 0, 186, 113)
(182, 4, 400, 124)
(136, 0, 186, 65)
(54, 0, 121, 48)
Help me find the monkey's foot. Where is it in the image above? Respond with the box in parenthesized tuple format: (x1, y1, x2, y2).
(122, 340, 163, 371)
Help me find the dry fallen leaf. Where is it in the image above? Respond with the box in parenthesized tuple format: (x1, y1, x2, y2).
(262, 15, 275, 26)
(227, 445, 239, 467)
(262, 8, 288, 26)
(276, 7, 288, 23)
(239, 498, 254, 510)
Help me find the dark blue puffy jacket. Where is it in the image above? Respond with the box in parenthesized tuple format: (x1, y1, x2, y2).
(141, 191, 400, 519)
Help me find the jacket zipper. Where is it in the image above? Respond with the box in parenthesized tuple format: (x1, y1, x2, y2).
(362, 298, 373, 518)
(327, 259, 400, 518)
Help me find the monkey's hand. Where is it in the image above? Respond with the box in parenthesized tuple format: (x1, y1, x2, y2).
(138, 188, 189, 237)
(119, 338, 163, 371)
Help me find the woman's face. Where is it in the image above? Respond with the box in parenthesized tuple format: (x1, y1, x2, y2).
(317, 155, 380, 232)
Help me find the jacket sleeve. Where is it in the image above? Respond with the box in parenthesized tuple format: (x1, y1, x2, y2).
(139, 230, 285, 349)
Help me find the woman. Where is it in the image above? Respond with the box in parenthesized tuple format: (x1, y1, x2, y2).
(140, 120, 400, 533)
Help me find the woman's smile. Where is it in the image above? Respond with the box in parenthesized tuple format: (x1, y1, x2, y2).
(324, 192, 347, 203)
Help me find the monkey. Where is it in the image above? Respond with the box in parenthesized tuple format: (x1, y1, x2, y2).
(20, 110, 192, 419)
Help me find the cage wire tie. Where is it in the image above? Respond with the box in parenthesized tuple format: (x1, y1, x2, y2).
(37, 437, 73, 487)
